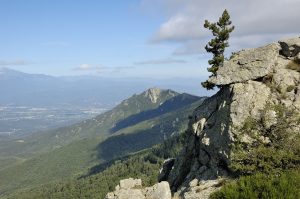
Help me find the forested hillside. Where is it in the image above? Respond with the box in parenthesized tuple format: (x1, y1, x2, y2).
(4, 134, 186, 199)
(0, 88, 206, 198)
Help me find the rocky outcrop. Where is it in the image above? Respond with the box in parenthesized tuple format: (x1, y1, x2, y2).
(105, 178, 171, 199)
(208, 43, 280, 85)
(164, 37, 300, 198)
(104, 37, 300, 199)
(144, 87, 175, 103)
(279, 37, 300, 57)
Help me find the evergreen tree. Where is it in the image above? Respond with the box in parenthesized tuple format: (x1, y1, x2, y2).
(202, 9, 234, 90)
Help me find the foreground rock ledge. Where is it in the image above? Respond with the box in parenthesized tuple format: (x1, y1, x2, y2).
(105, 178, 171, 199)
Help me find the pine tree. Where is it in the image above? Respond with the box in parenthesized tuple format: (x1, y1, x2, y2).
(202, 9, 234, 90)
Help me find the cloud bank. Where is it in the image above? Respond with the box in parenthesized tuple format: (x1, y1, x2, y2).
(142, 0, 300, 55)
(73, 64, 134, 74)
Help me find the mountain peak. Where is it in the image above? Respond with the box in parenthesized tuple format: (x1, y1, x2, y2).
(0, 67, 27, 76)
(143, 87, 177, 103)
(143, 87, 163, 103)
(0, 67, 14, 73)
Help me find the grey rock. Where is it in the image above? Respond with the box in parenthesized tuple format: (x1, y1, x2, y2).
(105, 189, 145, 199)
(120, 178, 142, 189)
(173, 179, 224, 199)
(262, 109, 277, 129)
(208, 43, 280, 85)
(143, 181, 171, 199)
(105, 179, 171, 199)
(166, 37, 300, 198)
(279, 37, 300, 57)
(158, 158, 175, 182)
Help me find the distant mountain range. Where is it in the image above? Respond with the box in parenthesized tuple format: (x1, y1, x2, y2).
(0, 67, 213, 108)
(0, 87, 206, 196)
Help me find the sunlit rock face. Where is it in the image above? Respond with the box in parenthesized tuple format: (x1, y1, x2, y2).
(105, 178, 171, 199)
(164, 37, 300, 198)
(104, 37, 300, 199)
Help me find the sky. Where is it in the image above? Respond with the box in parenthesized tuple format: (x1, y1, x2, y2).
(0, 0, 299, 79)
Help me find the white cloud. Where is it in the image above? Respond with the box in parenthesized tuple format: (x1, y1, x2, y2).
(73, 64, 134, 74)
(151, 14, 203, 43)
(73, 64, 104, 72)
(74, 64, 96, 71)
(144, 0, 300, 55)
(134, 58, 187, 65)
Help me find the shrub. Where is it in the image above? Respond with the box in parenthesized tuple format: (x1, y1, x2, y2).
(210, 170, 300, 199)
(286, 85, 296, 92)
(230, 104, 300, 175)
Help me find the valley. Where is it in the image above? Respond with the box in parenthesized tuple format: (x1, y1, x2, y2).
(0, 105, 106, 138)
(0, 88, 206, 197)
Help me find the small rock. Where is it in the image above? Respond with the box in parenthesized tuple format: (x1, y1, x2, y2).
(279, 37, 300, 57)
(143, 181, 171, 199)
(201, 137, 210, 146)
(189, 179, 199, 187)
(105, 179, 171, 199)
(263, 110, 277, 129)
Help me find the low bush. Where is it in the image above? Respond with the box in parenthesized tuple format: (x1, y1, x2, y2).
(210, 170, 300, 199)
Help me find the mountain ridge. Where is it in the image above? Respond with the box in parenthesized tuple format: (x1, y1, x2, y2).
(0, 88, 206, 197)
(0, 67, 212, 108)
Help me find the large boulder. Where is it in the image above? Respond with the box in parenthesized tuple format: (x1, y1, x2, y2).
(105, 178, 144, 199)
(105, 179, 171, 199)
(119, 178, 142, 189)
(208, 43, 280, 85)
(143, 181, 171, 199)
(165, 37, 300, 197)
(279, 37, 300, 57)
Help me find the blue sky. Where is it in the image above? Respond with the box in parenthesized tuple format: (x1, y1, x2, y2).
(0, 0, 299, 78)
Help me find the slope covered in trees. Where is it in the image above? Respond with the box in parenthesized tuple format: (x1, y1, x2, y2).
(4, 134, 185, 199)
(0, 88, 206, 197)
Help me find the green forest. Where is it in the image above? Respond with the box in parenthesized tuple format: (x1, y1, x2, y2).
(5, 134, 186, 199)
